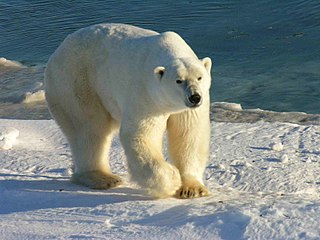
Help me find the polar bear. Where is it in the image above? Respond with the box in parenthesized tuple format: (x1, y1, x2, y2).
(45, 23, 212, 199)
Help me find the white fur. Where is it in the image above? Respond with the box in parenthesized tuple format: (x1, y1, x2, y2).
(45, 23, 212, 198)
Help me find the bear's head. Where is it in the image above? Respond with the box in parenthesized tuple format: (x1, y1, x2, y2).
(153, 57, 212, 111)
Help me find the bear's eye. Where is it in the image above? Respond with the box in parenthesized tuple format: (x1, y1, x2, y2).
(176, 80, 183, 84)
(197, 76, 202, 81)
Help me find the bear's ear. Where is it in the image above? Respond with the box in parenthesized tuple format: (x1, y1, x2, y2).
(154, 66, 165, 80)
(201, 57, 212, 74)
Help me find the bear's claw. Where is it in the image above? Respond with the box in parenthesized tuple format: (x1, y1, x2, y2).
(175, 181, 210, 199)
(176, 186, 209, 199)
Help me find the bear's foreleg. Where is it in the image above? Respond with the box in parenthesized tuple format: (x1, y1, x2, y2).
(120, 116, 181, 198)
(167, 104, 210, 199)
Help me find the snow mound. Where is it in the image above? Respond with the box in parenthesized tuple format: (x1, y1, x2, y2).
(0, 126, 19, 150)
(0, 57, 24, 68)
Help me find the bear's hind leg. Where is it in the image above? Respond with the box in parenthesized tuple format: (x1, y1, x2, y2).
(70, 130, 122, 190)
(45, 47, 122, 190)
(70, 114, 122, 190)
(72, 170, 122, 190)
(49, 99, 122, 190)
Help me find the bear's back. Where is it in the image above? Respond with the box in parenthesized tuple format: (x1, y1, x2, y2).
(93, 23, 159, 39)
(64, 23, 195, 61)
(67, 23, 159, 47)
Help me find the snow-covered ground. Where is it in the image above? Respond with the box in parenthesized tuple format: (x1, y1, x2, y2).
(0, 118, 319, 239)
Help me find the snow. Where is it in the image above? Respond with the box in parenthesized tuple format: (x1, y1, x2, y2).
(0, 119, 319, 239)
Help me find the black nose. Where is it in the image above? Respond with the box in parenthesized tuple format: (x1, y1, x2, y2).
(188, 94, 201, 105)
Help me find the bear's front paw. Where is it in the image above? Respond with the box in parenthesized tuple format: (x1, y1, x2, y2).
(143, 162, 181, 199)
(175, 178, 209, 199)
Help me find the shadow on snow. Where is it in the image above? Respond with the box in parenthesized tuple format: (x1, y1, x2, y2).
(0, 173, 151, 214)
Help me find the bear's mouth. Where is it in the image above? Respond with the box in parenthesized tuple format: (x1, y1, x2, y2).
(185, 99, 202, 108)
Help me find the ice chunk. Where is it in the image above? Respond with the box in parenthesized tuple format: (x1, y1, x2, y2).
(22, 90, 46, 104)
(0, 127, 19, 150)
(280, 154, 289, 163)
(269, 142, 284, 151)
(213, 102, 243, 111)
(217, 163, 226, 170)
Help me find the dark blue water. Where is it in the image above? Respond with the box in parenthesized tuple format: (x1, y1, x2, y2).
(1, 0, 320, 116)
